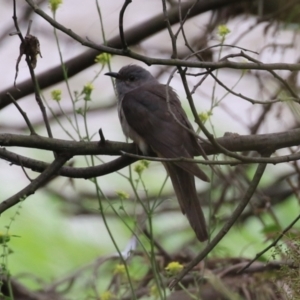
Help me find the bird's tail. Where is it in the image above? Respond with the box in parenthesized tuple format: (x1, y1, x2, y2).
(166, 163, 208, 242)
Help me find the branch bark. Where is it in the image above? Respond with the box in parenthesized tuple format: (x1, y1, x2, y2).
(1, 128, 300, 179)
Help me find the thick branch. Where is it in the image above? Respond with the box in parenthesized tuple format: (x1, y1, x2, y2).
(1, 129, 300, 178)
(0, 154, 70, 213)
(1, 129, 300, 156)
(0, 134, 135, 155)
(0, 148, 137, 178)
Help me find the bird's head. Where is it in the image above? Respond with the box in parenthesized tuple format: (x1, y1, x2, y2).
(105, 65, 157, 96)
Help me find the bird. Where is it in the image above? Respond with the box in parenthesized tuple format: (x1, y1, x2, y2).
(105, 65, 209, 241)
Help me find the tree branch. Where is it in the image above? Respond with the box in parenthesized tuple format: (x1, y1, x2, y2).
(1, 129, 300, 177)
(0, 154, 70, 214)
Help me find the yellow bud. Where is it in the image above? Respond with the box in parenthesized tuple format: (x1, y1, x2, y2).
(51, 89, 62, 102)
(81, 83, 94, 101)
(100, 291, 114, 300)
(150, 285, 160, 298)
(49, 0, 62, 12)
(134, 162, 146, 174)
(114, 264, 126, 275)
(199, 111, 212, 122)
(217, 25, 230, 38)
(133, 159, 150, 175)
(116, 191, 129, 200)
(95, 53, 111, 65)
(140, 160, 150, 168)
(83, 83, 94, 93)
(165, 261, 183, 276)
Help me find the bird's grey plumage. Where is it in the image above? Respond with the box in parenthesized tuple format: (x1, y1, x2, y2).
(105, 65, 209, 241)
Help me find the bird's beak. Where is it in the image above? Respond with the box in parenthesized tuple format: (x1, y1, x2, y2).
(105, 71, 120, 79)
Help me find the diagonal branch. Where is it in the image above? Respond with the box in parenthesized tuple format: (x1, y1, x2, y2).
(0, 154, 71, 214)
(238, 213, 300, 273)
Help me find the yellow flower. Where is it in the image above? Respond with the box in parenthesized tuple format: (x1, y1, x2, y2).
(83, 83, 94, 93)
(116, 191, 129, 200)
(140, 160, 150, 168)
(217, 25, 230, 38)
(101, 291, 114, 300)
(199, 111, 212, 122)
(51, 89, 62, 102)
(49, 0, 62, 12)
(81, 83, 94, 101)
(165, 261, 183, 276)
(95, 53, 111, 65)
(114, 264, 126, 275)
(134, 160, 149, 175)
(150, 285, 160, 298)
(134, 164, 145, 174)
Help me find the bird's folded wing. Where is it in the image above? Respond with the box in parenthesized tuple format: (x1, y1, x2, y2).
(122, 84, 209, 182)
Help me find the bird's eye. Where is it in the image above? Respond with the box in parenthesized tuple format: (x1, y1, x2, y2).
(128, 75, 135, 82)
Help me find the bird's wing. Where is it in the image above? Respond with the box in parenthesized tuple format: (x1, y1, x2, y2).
(150, 85, 204, 156)
(122, 84, 209, 182)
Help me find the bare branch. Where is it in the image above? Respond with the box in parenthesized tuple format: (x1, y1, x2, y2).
(238, 213, 300, 273)
(0, 154, 70, 213)
(6, 93, 37, 135)
(119, 0, 132, 50)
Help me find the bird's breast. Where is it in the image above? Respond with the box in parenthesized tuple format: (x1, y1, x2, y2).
(118, 100, 149, 155)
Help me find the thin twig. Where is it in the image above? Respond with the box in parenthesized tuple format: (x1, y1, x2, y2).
(17, 155, 33, 182)
(174, 0, 198, 39)
(26, 55, 54, 139)
(223, 51, 299, 101)
(161, 0, 177, 58)
(26, 19, 32, 35)
(98, 128, 106, 145)
(6, 93, 37, 135)
(0, 154, 70, 214)
(210, 71, 296, 105)
(238, 213, 300, 273)
(119, 0, 132, 50)
(143, 229, 173, 262)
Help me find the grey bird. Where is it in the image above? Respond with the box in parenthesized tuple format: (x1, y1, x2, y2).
(105, 65, 209, 241)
